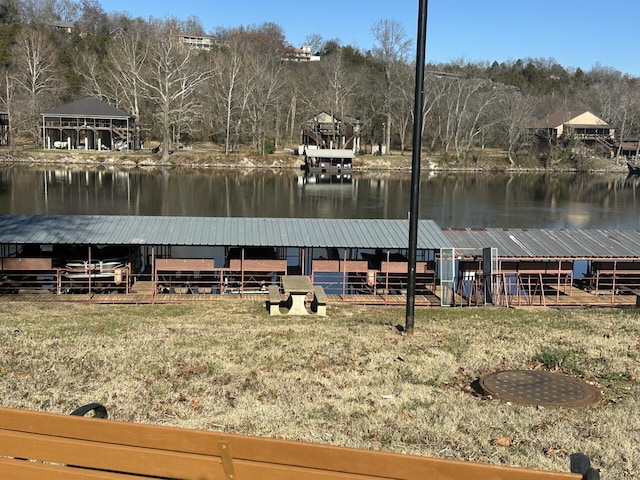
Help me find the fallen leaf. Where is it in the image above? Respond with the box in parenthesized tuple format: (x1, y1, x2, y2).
(544, 446, 568, 456)
(491, 436, 513, 447)
(531, 361, 544, 370)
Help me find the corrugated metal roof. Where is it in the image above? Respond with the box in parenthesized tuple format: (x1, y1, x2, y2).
(442, 227, 640, 259)
(0, 215, 451, 250)
(4, 216, 640, 259)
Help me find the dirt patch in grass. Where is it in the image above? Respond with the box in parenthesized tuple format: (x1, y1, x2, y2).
(0, 301, 637, 477)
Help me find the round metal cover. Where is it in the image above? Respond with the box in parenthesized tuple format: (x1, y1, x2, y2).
(479, 370, 602, 408)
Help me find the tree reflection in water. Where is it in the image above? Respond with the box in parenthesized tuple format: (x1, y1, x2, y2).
(0, 167, 637, 230)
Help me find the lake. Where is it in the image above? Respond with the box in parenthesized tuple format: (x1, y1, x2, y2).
(1, 166, 639, 230)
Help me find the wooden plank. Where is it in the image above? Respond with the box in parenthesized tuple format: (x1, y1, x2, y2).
(312, 260, 340, 272)
(0, 407, 580, 480)
(228, 259, 287, 272)
(380, 261, 436, 274)
(155, 258, 215, 272)
(0, 430, 223, 479)
(0, 457, 137, 480)
(342, 260, 369, 273)
(2, 258, 53, 271)
(380, 261, 407, 273)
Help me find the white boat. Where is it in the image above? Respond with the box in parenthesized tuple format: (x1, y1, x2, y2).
(64, 260, 126, 280)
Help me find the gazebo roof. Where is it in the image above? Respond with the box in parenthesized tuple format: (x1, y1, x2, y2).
(43, 97, 132, 119)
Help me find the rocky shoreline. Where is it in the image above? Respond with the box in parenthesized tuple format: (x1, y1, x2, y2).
(0, 149, 630, 174)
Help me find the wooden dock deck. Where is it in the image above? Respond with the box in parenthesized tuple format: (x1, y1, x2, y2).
(0, 287, 635, 308)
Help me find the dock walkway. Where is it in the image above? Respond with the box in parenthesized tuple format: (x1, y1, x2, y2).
(1, 289, 635, 308)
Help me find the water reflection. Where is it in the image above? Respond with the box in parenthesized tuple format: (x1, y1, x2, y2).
(0, 166, 638, 229)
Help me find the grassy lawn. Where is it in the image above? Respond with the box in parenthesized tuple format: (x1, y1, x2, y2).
(0, 301, 637, 477)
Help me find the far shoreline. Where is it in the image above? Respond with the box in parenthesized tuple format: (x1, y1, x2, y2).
(0, 147, 630, 174)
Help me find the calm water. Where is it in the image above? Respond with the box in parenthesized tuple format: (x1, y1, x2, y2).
(1, 166, 639, 229)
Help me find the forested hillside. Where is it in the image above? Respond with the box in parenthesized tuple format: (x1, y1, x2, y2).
(1, 0, 638, 167)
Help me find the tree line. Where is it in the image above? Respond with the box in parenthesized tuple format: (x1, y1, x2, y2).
(1, 0, 639, 165)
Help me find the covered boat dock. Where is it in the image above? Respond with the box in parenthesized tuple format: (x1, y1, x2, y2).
(442, 227, 640, 307)
(0, 215, 639, 308)
(0, 215, 449, 306)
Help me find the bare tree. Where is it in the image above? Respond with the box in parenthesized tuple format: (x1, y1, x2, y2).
(10, 26, 59, 143)
(434, 76, 501, 162)
(388, 60, 414, 154)
(105, 22, 149, 122)
(237, 24, 288, 154)
(371, 19, 411, 155)
(214, 32, 248, 154)
(494, 88, 537, 165)
(135, 19, 211, 161)
(303, 33, 323, 54)
(19, 0, 78, 24)
(313, 48, 359, 148)
(74, 47, 106, 98)
(0, 70, 16, 150)
(597, 80, 640, 160)
(244, 49, 284, 154)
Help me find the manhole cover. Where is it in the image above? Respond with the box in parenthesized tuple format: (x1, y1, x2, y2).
(479, 370, 602, 408)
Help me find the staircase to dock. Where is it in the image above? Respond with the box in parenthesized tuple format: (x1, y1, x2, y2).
(130, 280, 154, 295)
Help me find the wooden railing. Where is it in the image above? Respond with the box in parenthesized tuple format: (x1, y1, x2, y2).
(155, 258, 220, 294)
(588, 260, 640, 295)
(226, 258, 288, 295)
(312, 260, 437, 300)
(497, 261, 574, 306)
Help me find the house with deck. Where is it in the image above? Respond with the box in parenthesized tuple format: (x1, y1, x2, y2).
(300, 112, 361, 153)
(533, 110, 615, 154)
(42, 97, 137, 151)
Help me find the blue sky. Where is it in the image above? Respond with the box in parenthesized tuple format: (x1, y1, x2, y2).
(99, 0, 640, 76)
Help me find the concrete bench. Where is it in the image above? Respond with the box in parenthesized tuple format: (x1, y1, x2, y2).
(268, 284, 282, 315)
(312, 285, 328, 316)
(0, 405, 593, 480)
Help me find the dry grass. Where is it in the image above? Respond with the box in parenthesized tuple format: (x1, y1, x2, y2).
(0, 300, 638, 477)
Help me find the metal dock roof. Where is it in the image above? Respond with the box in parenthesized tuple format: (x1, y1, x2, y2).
(442, 227, 640, 259)
(0, 215, 452, 250)
(3, 216, 638, 259)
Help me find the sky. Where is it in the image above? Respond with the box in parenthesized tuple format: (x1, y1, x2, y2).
(98, 0, 640, 77)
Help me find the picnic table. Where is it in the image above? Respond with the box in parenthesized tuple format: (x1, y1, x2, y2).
(282, 275, 314, 315)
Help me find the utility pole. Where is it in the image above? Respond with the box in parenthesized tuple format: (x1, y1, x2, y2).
(405, 0, 429, 335)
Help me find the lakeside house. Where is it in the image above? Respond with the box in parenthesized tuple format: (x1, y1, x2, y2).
(41, 97, 137, 151)
(532, 110, 615, 155)
(300, 112, 361, 154)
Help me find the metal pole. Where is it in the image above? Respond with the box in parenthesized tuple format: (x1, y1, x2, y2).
(405, 0, 429, 335)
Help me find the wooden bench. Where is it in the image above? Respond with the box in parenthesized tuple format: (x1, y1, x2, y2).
(312, 284, 328, 316)
(268, 284, 281, 315)
(0, 405, 593, 480)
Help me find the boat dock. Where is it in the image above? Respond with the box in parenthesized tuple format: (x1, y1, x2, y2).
(0, 215, 639, 308)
